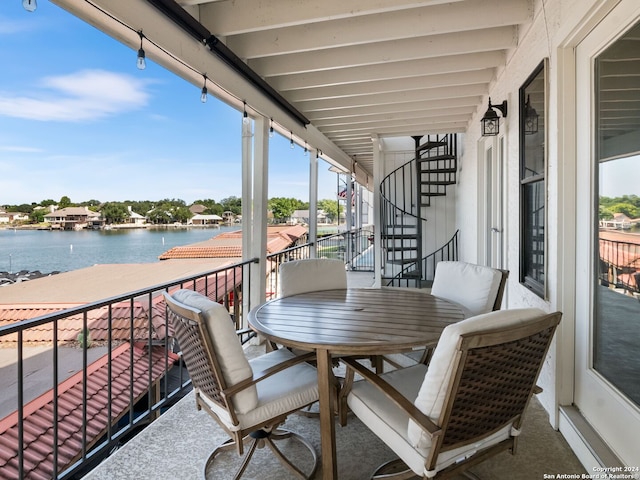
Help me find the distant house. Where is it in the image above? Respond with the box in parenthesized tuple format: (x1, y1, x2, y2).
(291, 209, 330, 225)
(600, 212, 633, 230)
(189, 214, 222, 225)
(126, 206, 147, 226)
(0, 212, 29, 224)
(44, 207, 103, 230)
(189, 204, 207, 215)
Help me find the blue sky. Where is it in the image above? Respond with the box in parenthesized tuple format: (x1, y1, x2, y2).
(0, 1, 340, 206)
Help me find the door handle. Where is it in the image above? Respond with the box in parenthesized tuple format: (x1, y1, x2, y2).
(491, 227, 502, 233)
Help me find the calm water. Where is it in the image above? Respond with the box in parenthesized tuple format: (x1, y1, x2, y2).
(0, 226, 239, 273)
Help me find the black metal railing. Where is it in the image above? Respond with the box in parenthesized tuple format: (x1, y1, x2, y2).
(0, 226, 375, 479)
(599, 237, 640, 294)
(385, 230, 459, 288)
(316, 226, 375, 271)
(0, 258, 258, 480)
(264, 226, 375, 296)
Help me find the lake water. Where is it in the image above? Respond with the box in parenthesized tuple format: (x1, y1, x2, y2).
(0, 226, 239, 274)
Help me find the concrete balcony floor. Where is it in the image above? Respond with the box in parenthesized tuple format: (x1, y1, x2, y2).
(85, 272, 587, 479)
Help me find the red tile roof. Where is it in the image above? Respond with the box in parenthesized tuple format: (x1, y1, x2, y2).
(157, 225, 308, 260)
(0, 267, 243, 346)
(0, 342, 178, 480)
(0, 301, 167, 345)
(158, 245, 242, 259)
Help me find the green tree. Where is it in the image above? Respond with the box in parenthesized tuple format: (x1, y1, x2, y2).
(220, 196, 242, 215)
(29, 210, 45, 223)
(59, 196, 72, 208)
(318, 199, 343, 222)
(268, 197, 298, 222)
(101, 203, 130, 224)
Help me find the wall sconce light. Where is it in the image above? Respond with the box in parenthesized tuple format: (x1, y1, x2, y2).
(481, 97, 507, 136)
(524, 94, 539, 135)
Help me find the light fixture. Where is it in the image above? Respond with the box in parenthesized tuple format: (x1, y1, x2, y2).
(242, 102, 250, 125)
(200, 75, 208, 103)
(269, 119, 274, 138)
(524, 94, 539, 135)
(23, 0, 36, 12)
(136, 31, 146, 70)
(290, 132, 294, 149)
(481, 97, 507, 136)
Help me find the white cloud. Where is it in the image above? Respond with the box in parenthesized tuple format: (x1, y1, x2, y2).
(0, 145, 44, 153)
(0, 70, 151, 122)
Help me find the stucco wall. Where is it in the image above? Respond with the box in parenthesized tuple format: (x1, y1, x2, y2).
(455, 0, 611, 424)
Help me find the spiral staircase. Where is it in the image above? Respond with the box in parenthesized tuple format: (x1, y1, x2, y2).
(380, 134, 459, 287)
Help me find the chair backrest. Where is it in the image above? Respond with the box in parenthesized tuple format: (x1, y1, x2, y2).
(163, 289, 258, 415)
(431, 261, 505, 316)
(279, 258, 347, 297)
(408, 308, 561, 461)
(492, 269, 509, 310)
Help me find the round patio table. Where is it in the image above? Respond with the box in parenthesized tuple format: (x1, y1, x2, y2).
(248, 287, 465, 480)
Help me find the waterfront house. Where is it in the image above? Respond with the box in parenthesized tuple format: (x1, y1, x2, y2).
(188, 213, 222, 225)
(0, 211, 29, 224)
(291, 209, 331, 225)
(4, 0, 640, 477)
(43, 206, 103, 230)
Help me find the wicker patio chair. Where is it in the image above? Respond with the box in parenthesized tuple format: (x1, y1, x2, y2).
(164, 289, 320, 479)
(415, 262, 509, 365)
(340, 308, 561, 479)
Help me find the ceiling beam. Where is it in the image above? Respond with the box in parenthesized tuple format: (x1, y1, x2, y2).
(250, 27, 516, 76)
(225, 1, 530, 58)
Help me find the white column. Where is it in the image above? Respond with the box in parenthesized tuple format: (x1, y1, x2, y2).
(251, 116, 269, 309)
(309, 149, 318, 258)
(241, 113, 254, 326)
(372, 135, 383, 288)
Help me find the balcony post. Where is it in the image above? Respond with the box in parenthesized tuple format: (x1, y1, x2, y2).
(372, 135, 383, 288)
(251, 115, 269, 314)
(309, 148, 318, 258)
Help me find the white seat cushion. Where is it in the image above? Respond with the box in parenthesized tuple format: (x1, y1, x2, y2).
(430, 261, 502, 316)
(172, 289, 257, 414)
(347, 363, 512, 477)
(200, 348, 319, 432)
(280, 258, 347, 297)
(408, 308, 545, 452)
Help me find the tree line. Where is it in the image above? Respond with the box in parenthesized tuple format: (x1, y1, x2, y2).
(2, 195, 343, 225)
(599, 194, 640, 220)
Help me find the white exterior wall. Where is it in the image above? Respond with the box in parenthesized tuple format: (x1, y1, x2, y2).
(456, 0, 626, 427)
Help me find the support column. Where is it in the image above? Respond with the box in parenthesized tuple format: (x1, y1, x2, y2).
(241, 113, 254, 327)
(372, 135, 383, 288)
(251, 116, 269, 310)
(309, 149, 319, 258)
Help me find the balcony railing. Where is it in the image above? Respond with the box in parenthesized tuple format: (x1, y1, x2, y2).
(599, 236, 640, 295)
(0, 226, 374, 479)
(0, 258, 259, 480)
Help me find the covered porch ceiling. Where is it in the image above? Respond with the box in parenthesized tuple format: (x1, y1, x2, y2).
(53, 0, 533, 183)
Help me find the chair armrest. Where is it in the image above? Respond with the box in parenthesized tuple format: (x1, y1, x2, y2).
(223, 351, 316, 398)
(341, 358, 441, 437)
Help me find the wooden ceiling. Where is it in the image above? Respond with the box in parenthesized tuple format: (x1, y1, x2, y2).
(55, 0, 535, 178)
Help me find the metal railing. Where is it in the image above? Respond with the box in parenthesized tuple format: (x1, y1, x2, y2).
(0, 226, 375, 479)
(385, 230, 459, 288)
(599, 237, 640, 294)
(0, 258, 258, 480)
(316, 226, 375, 271)
(264, 226, 375, 297)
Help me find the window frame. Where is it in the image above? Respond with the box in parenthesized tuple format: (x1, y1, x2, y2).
(519, 60, 547, 298)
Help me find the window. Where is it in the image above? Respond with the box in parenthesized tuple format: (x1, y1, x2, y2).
(519, 61, 546, 297)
